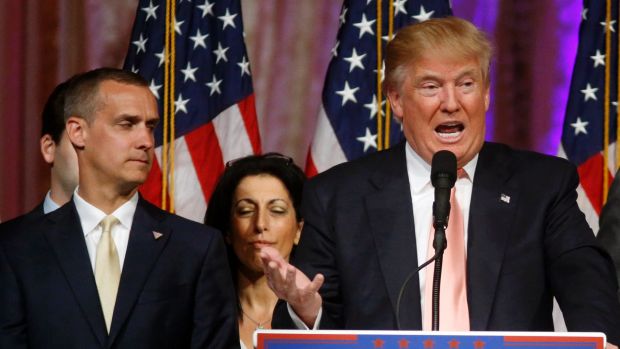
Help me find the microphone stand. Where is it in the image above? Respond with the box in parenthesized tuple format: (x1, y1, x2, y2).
(430, 225, 447, 331)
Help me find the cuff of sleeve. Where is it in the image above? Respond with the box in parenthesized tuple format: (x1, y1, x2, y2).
(286, 303, 322, 330)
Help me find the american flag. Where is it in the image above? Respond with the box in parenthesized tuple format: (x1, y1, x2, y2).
(306, 0, 452, 176)
(559, 0, 618, 233)
(123, 0, 261, 222)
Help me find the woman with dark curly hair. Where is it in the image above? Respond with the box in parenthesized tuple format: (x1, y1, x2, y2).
(205, 153, 305, 349)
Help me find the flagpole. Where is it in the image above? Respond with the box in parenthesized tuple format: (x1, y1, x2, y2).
(604, 0, 612, 203)
(376, 0, 384, 151)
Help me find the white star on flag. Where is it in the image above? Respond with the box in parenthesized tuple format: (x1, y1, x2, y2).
(364, 94, 386, 120)
(393, 0, 408, 16)
(213, 43, 229, 63)
(155, 50, 165, 67)
(590, 50, 605, 67)
(600, 19, 616, 32)
(181, 62, 198, 82)
(133, 34, 148, 54)
(339, 7, 348, 25)
(218, 8, 237, 30)
(174, 18, 185, 35)
(356, 128, 378, 152)
(189, 28, 208, 49)
(336, 81, 360, 106)
(197, 0, 215, 18)
(174, 93, 190, 114)
(353, 14, 376, 38)
(237, 56, 251, 76)
(580, 83, 598, 101)
(149, 80, 162, 99)
(344, 48, 367, 72)
(206, 75, 223, 96)
(141, 0, 159, 21)
(570, 117, 589, 135)
(413, 6, 434, 22)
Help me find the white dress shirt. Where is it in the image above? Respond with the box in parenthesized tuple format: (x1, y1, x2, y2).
(43, 191, 61, 214)
(406, 143, 477, 323)
(289, 143, 478, 329)
(73, 189, 138, 272)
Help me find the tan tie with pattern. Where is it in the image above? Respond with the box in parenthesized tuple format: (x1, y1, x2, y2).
(95, 215, 120, 333)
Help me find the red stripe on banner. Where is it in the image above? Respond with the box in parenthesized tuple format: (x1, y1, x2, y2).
(237, 94, 262, 154)
(577, 153, 613, 215)
(139, 158, 163, 207)
(184, 123, 225, 205)
(305, 150, 318, 178)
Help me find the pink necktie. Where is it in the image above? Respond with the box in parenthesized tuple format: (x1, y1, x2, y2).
(423, 169, 470, 331)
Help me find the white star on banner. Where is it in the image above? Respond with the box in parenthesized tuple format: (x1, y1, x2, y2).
(175, 18, 185, 35)
(206, 74, 223, 95)
(393, 0, 408, 16)
(413, 6, 434, 22)
(155, 49, 165, 67)
(181, 62, 198, 82)
(570, 117, 589, 135)
(190, 28, 208, 49)
(336, 81, 360, 106)
(213, 43, 229, 63)
(149, 79, 162, 99)
(580, 83, 598, 101)
(331, 41, 340, 57)
(133, 34, 148, 54)
(600, 19, 616, 33)
(357, 127, 378, 152)
(613, 101, 618, 112)
(353, 14, 376, 39)
(344, 48, 366, 72)
(590, 50, 605, 67)
(340, 7, 348, 25)
(582, 8, 588, 21)
(197, 0, 214, 18)
(141, 0, 159, 21)
(237, 56, 251, 76)
(364, 94, 386, 120)
(174, 93, 190, 114)
(218, 8, 237, 30)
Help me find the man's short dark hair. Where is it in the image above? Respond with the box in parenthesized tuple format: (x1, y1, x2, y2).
(41, 80, 71, 143)
(63, 68, 150, 123)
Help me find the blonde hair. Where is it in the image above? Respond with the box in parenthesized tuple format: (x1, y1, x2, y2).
(384, 16, 492, 92)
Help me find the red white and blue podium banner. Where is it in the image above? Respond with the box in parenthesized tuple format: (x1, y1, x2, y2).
(255, 330, 605, 349)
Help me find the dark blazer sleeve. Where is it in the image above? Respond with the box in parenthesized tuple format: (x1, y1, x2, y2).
(598, 169, 620, 303)
(191, 228, 239, 349)
(0, 241, 27, 348)
(542, 160, 620, 344)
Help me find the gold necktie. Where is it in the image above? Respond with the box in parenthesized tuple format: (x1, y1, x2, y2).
(95, 215, 120, 333)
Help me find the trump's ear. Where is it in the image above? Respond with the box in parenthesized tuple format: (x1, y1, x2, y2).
(65, 116, 87, 150)
(387, 88, 404, 123)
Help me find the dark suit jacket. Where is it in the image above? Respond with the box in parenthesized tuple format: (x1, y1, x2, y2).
(0, 197, 239, 348)
(598, 169, 620, 302)
(273, 142, 620, 344)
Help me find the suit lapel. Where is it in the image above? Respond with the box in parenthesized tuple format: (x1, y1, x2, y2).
(44, 202, 107, 347)
(467, 143, 518, 330)
(365, 144, 422, 329)
(108, 198, 170, 344)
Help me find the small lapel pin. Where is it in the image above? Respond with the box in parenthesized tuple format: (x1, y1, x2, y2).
(500, 194, 511, 204)
(152, 231, 163, 240)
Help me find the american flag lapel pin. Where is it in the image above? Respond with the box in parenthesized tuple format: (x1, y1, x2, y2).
(500, 194, 511, 204)
(152, 231, 163, 240)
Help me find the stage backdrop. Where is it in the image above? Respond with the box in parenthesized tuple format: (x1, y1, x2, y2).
(0, 0, 580, 221)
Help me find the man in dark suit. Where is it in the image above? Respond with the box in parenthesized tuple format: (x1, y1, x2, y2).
(260, 17, 620, 346)
(598, 169, 620, 302)
(0, 68, 239, 348)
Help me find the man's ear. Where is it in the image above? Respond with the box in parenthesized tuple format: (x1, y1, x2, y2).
(387, 88, 404, 123)
(65, 117, 87, 149)
(40, 134, 56, 165)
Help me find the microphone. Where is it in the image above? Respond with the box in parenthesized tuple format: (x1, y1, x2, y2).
(430, 150, 457, 251)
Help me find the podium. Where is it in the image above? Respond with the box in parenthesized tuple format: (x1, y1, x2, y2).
(255, 330, 606, 349)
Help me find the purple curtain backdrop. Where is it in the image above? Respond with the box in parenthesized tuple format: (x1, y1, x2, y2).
(0, 0, 582, 221)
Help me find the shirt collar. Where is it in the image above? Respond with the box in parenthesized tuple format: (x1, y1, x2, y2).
(405, 142, 479, 192)
(43, 190, 61, 214)
(73, 188, 139, 236)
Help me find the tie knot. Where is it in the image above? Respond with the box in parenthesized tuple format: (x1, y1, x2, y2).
(456, 168, 467, 180)
(100, 215, 119, 234)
